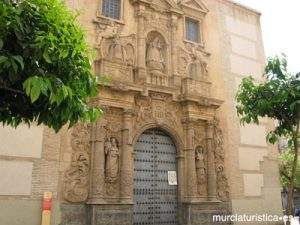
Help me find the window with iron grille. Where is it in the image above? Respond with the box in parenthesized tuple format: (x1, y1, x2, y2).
(185, 18, 200, 43)
(102, 0, 121, 20)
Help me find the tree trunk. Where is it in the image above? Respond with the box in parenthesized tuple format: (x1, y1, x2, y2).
(286, 121, 299, 216)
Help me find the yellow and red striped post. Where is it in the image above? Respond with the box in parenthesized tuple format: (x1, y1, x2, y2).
(41, 192, 52, 225)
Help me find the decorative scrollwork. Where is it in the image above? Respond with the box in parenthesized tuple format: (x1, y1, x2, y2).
(64, 123, 90, 203)
(213, 119, 230, 201)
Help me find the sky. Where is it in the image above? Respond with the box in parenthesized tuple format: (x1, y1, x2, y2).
(235, 0, 300, 74)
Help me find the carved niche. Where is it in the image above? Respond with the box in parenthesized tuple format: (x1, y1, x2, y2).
(101, 107, 123, 197)
(135, 93, 180, 130)
(193, 124, 208, 197)
(195, 145, 207, 196)
(213, 119, 230, 201)
(179, 42, 210, 79)
(104, 137, 120, 183)
(146, 31, 168, 86)
(94, 19, 136, 81)
(64, 123, 90, 203)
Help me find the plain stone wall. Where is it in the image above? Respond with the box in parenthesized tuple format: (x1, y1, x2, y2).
(0, 125, 62, 225)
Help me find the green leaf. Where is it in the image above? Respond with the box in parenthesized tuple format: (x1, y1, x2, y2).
(12, 55, 24, 70)
(0, 39, 3, 50)
(30, 84, 41, 103)
(11, 60, 18, 73)
(43, 51, 52, 63)
(0, 56, 8, 64)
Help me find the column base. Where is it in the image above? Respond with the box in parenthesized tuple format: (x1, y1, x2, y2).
(207, 195, 221, 202)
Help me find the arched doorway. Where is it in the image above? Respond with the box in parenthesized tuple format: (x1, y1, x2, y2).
(133, 128, 178, 225)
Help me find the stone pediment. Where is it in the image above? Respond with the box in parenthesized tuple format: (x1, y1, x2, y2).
(132, 0, 182, 12)
(150, 0, 182, 12)
(179, 0, 209, 14)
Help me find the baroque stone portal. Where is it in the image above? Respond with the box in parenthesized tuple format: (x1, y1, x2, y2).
(62, 0, 232, 224)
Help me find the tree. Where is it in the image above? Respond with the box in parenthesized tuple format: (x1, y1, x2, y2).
(0, 0, 101, 132)
(236, 55, 300, 216)
(279, 149, 300, 190)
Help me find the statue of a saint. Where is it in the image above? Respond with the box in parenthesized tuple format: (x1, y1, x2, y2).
(104, 137, 119, 183)
(195, 146, 206, 185)
(146, 37, 165, 72)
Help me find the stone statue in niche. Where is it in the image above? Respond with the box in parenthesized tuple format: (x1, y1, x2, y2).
(146, 36, 165, 72)
(195, 146, 206, 195)
(104, 137, 120, 183)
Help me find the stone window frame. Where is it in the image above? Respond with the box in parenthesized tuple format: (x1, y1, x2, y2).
(97, 0, 125, 24)
(183, 16, 204, 47)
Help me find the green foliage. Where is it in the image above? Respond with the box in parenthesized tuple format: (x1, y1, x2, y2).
(279, 149, 300, 189)
(236, 55, 300, 144)
(236, 54, 300, 214)
(0, 0, 102, 132)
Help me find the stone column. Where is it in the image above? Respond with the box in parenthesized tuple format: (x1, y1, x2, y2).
(206, 120, 218, 201)
(185, 121, 198, 201)
(88, 120, 106, 203)
(136, 4, 147, 83)
(120, 109, 134, 203)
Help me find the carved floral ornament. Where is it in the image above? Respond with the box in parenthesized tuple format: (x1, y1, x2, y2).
(64, 123, 91, 203)
(212, 118, 230, 201)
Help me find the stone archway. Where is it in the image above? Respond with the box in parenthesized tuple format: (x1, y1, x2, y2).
(133, 128, 178, 225)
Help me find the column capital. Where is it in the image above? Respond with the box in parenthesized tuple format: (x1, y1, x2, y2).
(123, 108, 135, 117)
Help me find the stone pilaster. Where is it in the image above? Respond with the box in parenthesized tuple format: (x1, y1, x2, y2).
(119, 109, 134, 203)
(185, 122, 198, 202)
(88, 120, 106, 203)
(170, 14, 178, 76)
(136, 4, 147, 83)
(206, 120, 218, 201)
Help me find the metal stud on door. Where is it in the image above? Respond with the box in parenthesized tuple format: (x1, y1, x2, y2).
(133, 129, 178, 225)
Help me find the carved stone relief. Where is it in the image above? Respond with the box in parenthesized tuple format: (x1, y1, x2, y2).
(104, 137, 120, 183)
(64, 123, 90, 203)
(94, 20, 121, 59)
(213, 119, 230, 201)
(146, 32, 168, 86)
(101, 108, 123, 197)
(147, 36, 165, 72)
(135, 93, 180, 130)
(179, 43, 210, 79)
(94, 19, 136, 81)
(195, 145, 207, 196)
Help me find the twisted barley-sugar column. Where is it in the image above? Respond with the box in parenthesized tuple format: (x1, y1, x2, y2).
(120, 109, 134, 203)
(206, 120, 217, 201)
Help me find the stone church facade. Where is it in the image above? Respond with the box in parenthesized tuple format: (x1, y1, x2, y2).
(0, 0, 283, 225)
